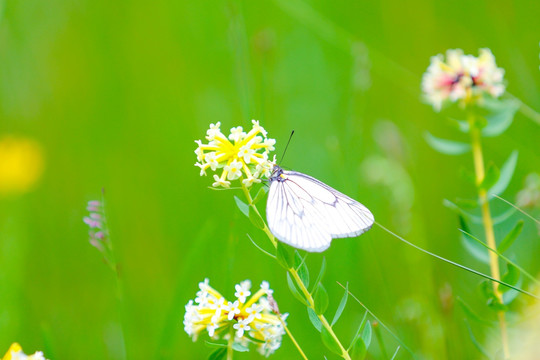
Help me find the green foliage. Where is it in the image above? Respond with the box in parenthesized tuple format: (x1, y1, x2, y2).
(252, 186, 268, 205)
(481, 99, 520, 137)
(286, 272, 309, 306)
(307, 307, 322, 332)
(331, 282, 348, 326)
(321, 326, 343, 356)
(312, 257, 327, 293)
(208, 348, 227, 360)
(313, 283, 329, 315)
(488, 151, 518, 198)
(277, 242, 295, 269)
(424, 132, 471, 155)
(498, 221, 524, 254)
(295, 251, 310, 288)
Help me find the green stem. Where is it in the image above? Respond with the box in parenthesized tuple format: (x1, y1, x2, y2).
(467, 111, 510, 360)
(507, 93, 540, 125)
(227, 328, 234, 360)
(242, 183, 351, 359)
(279, 317, 309, 360)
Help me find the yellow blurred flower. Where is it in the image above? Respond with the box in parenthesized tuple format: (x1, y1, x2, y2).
(0, 135, 44, 196)
(1, 343, 48, 360)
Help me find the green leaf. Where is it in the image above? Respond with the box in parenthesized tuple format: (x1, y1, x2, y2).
(349, 311, 368, 350)
(499, 263, 520, 294)
(234, 196, 249, 218)
(443, 199, 482, 223)
(286, 272, 308, 306)
(307, 307, 322, 332)
(331, 282, 348, 326)
(480, 163, 500, 191)
(311, 257, 327, 293)
(488, 151, 518, 198)
(252, 185, 268, 205)
(456, 297, 493, 326)
(350, 336, 367, 360)
(492, 207, 517, 225)
(205, 341, 228, 349)
(497, 220, 524, 254)
(460, 216, 490, 264)
(313, 283, 329, 315)
(248, 206, 265, 230)
(448, 117, 469, 133)
(480, 281, 508, 312)
(482, 99, 519, 137)
(208, 348, 226, 360)
(464, 319, 492, 359)
(361, 320, 372, 348)
(321, 326, 343, 356)
(295, 251, 310, 288)
(232, 343, 250, 352)
(276, 242, 294, 269)
(454, 198, 479, 210)
(424, 132, 471, 155)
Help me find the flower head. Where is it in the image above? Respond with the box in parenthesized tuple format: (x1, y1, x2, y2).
(421, 48, 505, 111)
(0, 136, 44, 197)
(194, 120, 276, 188)
(183, 279, 287, 357)
(2, 343, 48, 360)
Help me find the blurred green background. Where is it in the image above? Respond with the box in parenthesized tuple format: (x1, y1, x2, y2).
(0, 0, 539, 358)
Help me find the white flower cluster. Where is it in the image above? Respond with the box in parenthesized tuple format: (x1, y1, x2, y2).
(183, 279, 287, 357)
(194, 120, 276, 188)
(2, 343, 48, 360)
(421, 48, 505, 111)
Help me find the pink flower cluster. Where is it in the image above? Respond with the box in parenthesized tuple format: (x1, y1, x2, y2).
(83, 200, 108, 252)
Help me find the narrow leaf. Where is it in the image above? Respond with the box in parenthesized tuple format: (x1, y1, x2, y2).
(234, 196, 250, 218)
(464, 319, 491, 359)
(390, 346, 401, 360)
(312, 257, 327, 293)
(252, 186, 268, 205)
(276, 242, 294, 269)
(456, 297, 493, 326)
(246, 234, 276, 259)
(482, 100, 519, 137)
(208, 348, 227, 360)
(295, 251, 310, 288)
(314, 283, 329, 315)
(480, 163, 500, 191)
(499, 263, 520, 294)
(497, 220, 524, 254)
(425, 132, 471, 155)
(307, 307, 322, 332)
(361, 320, 372, 348)
(232, 343, 250, 352)
(489, 150, 518, 197)
(331, 282, 349, 326)
(321, 326, 342, 356)
(459, 216, 490, 264)
(205, 341, 228, 349)
(248, 206, 265, 230)
(443, 199, 482, 223)
(286, 272, 308, 306)
(350, 336, 367, 360)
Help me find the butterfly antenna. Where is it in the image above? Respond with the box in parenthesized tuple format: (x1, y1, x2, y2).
(278, 130, 295, 166)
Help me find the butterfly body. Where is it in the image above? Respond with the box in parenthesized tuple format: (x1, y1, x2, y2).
(266, 165, 374, 252)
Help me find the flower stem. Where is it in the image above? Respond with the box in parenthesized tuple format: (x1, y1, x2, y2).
(227, 328, 234, 360)
(242, 184, 351, 359)
(467, 112, 510, 359)
(279, 317, 309, 360)
(289, 268, 352, 360)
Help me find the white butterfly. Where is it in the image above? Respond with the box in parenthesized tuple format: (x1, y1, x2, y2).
(266, 164, 374, 252)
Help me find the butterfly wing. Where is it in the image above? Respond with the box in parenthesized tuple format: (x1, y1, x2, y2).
(267, 170, 374, 252)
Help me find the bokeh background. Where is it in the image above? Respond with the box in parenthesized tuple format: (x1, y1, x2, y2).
(0, 0, 539, 358)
